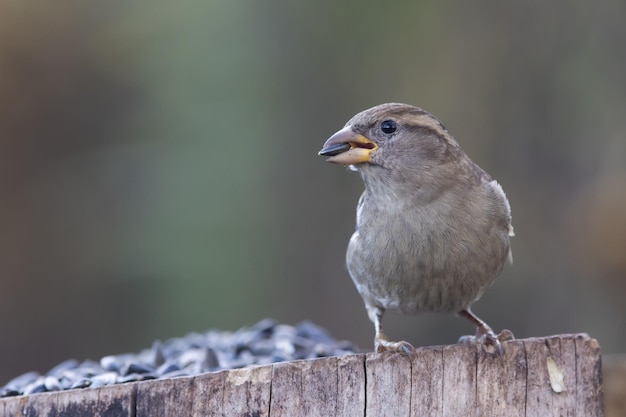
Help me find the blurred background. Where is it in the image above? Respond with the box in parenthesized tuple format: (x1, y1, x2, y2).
(1, 0, 625, 384)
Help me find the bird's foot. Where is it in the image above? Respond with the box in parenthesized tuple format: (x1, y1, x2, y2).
(458, 328, 515, 357)
(375, 332, 414, 354)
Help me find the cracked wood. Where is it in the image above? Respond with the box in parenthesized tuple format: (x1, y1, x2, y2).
(0, 334, 603, 417)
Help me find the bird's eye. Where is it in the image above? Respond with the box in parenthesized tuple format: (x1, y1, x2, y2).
(380, 120, 397, 134)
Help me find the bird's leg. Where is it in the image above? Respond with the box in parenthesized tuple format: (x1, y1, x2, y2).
(458, 308, 514, 356)
(366, 305, 414, 353)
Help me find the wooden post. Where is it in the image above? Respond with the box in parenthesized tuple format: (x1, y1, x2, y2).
(0, 334, 603, 417)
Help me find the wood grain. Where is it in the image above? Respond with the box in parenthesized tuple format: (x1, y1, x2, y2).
(0, 334, 604, 417)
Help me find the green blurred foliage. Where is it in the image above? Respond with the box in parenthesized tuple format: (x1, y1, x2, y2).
(1, 0, 625, 383)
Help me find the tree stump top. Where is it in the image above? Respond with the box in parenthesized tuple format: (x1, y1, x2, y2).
(0, 333, 603, 417)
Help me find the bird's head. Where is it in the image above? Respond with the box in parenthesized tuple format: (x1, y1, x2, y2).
(318, 103, 461, 174)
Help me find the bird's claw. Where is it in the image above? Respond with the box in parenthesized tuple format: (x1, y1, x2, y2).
(459, 328, 514, 357)
(375, 333, 414, 354)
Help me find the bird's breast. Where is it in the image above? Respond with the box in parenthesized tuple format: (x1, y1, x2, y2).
(347, 194, 510, 314)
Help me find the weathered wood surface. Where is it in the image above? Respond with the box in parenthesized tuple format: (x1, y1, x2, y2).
(0, 334, 603, 417)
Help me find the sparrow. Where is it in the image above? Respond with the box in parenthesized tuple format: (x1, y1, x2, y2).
(318, 103, 514, 354)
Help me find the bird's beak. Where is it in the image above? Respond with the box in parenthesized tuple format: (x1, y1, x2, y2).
(318, 127, 378, 165)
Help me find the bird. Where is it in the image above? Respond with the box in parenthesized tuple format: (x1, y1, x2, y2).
(318, 103, 514, 355)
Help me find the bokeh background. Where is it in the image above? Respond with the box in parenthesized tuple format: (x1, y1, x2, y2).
(1, 0, 625, 384)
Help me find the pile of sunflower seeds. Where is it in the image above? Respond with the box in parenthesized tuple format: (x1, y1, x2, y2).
(0, 319, 357, 398)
